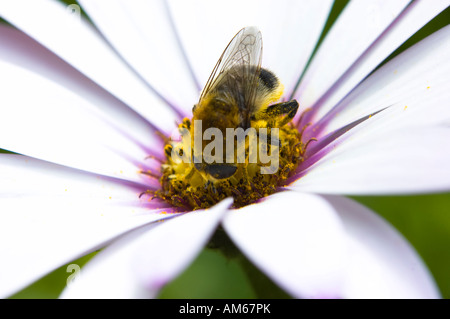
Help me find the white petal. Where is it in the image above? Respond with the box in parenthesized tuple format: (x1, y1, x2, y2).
(323, 195, 439, 299)
(0, 0, 178, 131)
(319, 24, 450, 135)
(60, 198, 232, 299)
(168, 0, 332, 94)
(0, 155, 174, 298)
(293, 123, 450, 194)
(0, 24, 166, 155)
(223, 191, 347, 298)
(77, 0, 199, 117)
(0, 58, 163, 183)
(291, 25, 450, 194)
(0, 154, 156, 200)
(305, 0, 450, 121)
(296, 0, 410, 110)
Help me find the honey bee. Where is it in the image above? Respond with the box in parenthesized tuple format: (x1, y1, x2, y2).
(191, 26, 299, 180)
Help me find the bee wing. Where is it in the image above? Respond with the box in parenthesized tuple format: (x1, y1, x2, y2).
(200, 27, 263, 128)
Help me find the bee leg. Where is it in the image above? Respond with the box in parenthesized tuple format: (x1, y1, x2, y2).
(239, 163, 249, 180)
(264, 100, 299, 127)
(256, 100, 298, 146)
(185, 166, 196, 180)
(204, 180, 212, 190)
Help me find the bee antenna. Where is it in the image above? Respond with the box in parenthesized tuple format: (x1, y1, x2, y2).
(302, 138, 318, 155)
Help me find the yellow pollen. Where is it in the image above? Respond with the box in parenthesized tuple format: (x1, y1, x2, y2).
(141, 118, 309, 210)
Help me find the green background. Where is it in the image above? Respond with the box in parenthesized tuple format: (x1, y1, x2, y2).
(2, 0, 449, 298)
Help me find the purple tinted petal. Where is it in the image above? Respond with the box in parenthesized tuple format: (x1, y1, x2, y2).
(285, 108, 386, 185)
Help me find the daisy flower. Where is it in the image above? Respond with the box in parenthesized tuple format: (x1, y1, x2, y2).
(0, 0, 449, 299)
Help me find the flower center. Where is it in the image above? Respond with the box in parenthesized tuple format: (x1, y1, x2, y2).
(141, 116, 311, 210)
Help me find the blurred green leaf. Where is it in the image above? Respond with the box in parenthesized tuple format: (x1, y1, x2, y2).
(159, 249, 256, 299)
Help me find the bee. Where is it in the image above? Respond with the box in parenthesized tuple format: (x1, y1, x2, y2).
(191, 26, 299, 180)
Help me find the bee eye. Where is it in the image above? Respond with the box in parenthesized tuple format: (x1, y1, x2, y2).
(259, 68, 278, 90)
(204, 164, 238, 180)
